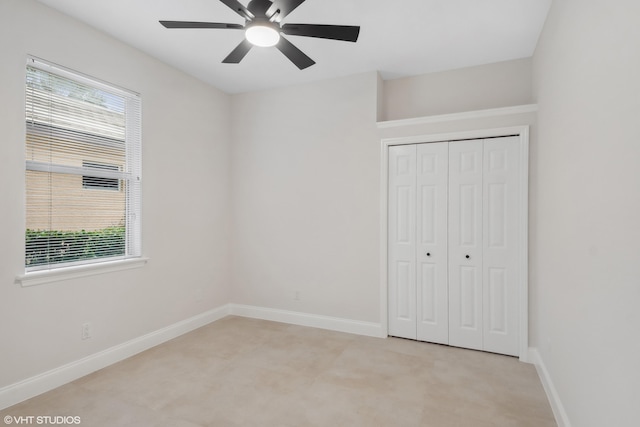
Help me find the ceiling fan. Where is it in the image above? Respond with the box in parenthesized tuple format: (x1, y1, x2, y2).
(160, 0, 360, 70)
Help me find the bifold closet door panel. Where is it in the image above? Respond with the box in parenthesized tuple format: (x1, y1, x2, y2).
(388, 144, 417, 339)
(482, 137, 520, 356)
(448, 140, 484, 352)
(416, 143, 449, 345)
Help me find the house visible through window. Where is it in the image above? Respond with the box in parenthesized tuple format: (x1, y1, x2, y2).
(25, 57, 142, 271)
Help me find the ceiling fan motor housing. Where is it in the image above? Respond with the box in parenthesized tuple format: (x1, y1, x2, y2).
(247, 0, 274, 17)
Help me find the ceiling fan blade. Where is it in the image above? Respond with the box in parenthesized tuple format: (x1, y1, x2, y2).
(275, 36, 315, 70)
(160, 21, 244, 29)
(281, 24, 360, 42)
(222, 39, 254, 64)
(218, 0, 255, 20)
(267, 0, 306, 23)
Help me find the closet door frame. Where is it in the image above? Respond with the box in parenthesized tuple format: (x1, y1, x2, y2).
(380, 125, 530, 362)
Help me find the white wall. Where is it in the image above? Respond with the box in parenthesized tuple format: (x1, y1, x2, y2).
(11, 1, 640, 424)
(382, 58, 533, 121)
(532, 0, 640, 425)
(0, 0, 231, 389)
(230, 72, 381, 322)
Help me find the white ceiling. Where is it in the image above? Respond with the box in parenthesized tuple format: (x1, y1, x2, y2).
(36, 0, 552, 94)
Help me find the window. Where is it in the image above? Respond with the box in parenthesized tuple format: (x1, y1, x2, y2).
(82, 162, 121, 191)
(25, 57, 142, 272)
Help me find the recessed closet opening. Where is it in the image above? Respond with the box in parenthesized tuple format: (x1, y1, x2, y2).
(380, 127, 529, 360)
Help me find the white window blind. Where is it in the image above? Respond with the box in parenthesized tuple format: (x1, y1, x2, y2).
(25, 57, 142, 272)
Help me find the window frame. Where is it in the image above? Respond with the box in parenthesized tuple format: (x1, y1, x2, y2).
(21, 56, 143, 279)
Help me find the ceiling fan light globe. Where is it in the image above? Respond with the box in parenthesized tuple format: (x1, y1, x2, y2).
(245, 25, 280, 47)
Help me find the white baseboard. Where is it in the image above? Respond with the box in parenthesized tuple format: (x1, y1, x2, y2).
(229, 304, 385, 338)
(528, 348, 572, 427)
(0, 305, 230, 411)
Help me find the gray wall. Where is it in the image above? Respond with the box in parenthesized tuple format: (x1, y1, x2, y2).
(532, 0, 640, 425)
(230, 73, 381, 322)
(382, 58, 533, 120)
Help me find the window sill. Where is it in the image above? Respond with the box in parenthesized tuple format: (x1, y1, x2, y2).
(16, 257, 149, 287)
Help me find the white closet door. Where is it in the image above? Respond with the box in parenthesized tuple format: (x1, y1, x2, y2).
(482, 137, 520, 356)
(416, 143, 449, 344)
(388, 145, 417, 339)
(448, 140, 484, 351)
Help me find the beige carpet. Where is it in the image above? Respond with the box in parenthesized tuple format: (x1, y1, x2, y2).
(1, 316, 556, 426)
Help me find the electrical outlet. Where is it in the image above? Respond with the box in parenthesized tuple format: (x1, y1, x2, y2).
(81, 322, 92, 340)
(293, 290, 301, 301)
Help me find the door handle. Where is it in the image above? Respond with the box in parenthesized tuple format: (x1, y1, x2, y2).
(426, 252, 431, 257)
(465, 255, 470, 259)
